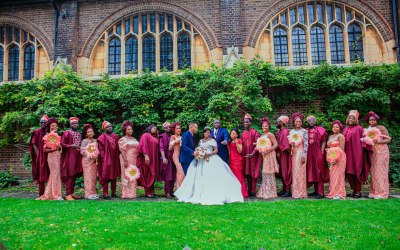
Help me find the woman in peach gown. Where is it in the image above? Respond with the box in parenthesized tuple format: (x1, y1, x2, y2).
(119, 121, 139, 199)
(80, 124, 99, 199)
(365, 112, 391, 199)
(37, 118, 63, 200)
(290, 112, 309, 199)
(254, 118, 279, 199)
(169, 122, 184, 188)
(325, 120, 347, 200)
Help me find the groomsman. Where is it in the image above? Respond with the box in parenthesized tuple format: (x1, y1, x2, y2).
(210, 119, 229, 163)
(180, 122, 198, 175)
(275, 115, 292, 197)
(159, 122, 176, 198)
(29, 115, 49, 197)
(242, 113, 262, 198)
(98, 121, 121, 199)
(306, 115, 329, 199)
(60, 117, 83, 200)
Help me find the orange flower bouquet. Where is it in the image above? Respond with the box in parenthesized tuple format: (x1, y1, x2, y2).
(43, 131, 61, 150)
(326, 147, 343, 164)
(256, 137, 271, 157)
(83, 143, 99, 159)
(287, 130, 303, 146)
(125, 165, 141, 182)
(363, 127, 382, 145)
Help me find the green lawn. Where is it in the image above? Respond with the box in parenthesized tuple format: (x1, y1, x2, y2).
(1, 198, 399, 249)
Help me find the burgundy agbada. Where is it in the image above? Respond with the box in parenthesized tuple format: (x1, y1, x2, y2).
(241, 128, 262, 178)
(137, 133, 159, 192)
(275, 127, 291, 191)
(29, 129, 49, 183)
(60, 130, 83, 179)
(97, 132, 121, 181)
(158, 133, 176, 182)
(306, 126, 329, 183)
(343, 125, 371, 183)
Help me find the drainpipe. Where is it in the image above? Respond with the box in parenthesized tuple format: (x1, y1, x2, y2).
(51, 0, 60, 62)
(392, 0, 400, 63)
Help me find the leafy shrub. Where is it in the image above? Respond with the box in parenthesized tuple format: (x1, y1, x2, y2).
(0, 168, 20, 188)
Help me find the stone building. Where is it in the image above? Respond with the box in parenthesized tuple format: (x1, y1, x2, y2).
(0, 0, 399, 83)
(0, 0, 399, 177)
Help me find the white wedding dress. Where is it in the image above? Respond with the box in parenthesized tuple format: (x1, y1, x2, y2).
(174, 139, 244, 205)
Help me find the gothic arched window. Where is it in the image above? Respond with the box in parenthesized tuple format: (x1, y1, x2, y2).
(142, 35, 156, 72)
(177, 32, 191, 69)
(292, 27, 308, 66)
(329, 25, 345, 64)
(125, 37, 138, 73)
(348, 23, 364, 62)
(8, 45, 19, 81)
(24, 44, 35, 80)
(273, 28, 289, 66)
(108, 38, 121, 75)
(310, 26, 326, 65)
(160, 33, 173, 71)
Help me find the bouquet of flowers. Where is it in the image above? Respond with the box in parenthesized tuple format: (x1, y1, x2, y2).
(195, 146, 208, 161)
(326, 147, 343, 164)
(43, 131, 61, 150)
(256, 137, 270, 155)
(83, 143, 99, 159)
(287, 130, 303, 146)
(170, 137, 182, 146)
(125, 165, 140, 182)
(363, 127, 382, 146)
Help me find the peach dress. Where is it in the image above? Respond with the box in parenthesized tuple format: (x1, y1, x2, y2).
(325, 136, 347, 200)
(37, 150, 63, 200)
(170, 135, 184, 188)
(80, 139, 99, 199)
(256, 134, 279, 199)
(369, 125, 390, 199)
(291, 129, 308, 199)
(119, 136, 139, 199)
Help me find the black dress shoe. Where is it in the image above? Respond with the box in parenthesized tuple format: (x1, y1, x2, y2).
(315, 194, 324, 199)
(353, 193, 362, 199)
(249, 192, 256, 198)
(111, 194, 117, 198)
(281, 192, 290, 197)
(278, 190, 286, 196)
(103, 195, 111, 200)
(308, 191, 318, 196)
(347, 192, 355, 197)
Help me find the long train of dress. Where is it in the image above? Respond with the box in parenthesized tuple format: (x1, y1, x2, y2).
(174, 139, 244, 205)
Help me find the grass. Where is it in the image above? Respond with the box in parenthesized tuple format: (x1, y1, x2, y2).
(1, 198, 399, 249)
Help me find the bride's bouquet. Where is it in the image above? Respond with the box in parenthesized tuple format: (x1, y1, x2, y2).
(195, 147, 209, 162)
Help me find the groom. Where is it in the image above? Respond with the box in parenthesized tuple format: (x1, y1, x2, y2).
(210, 119, 229, 163)
(180, 122, 198, 175)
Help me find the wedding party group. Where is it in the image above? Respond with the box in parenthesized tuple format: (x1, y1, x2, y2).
(29, 109, 391, 205)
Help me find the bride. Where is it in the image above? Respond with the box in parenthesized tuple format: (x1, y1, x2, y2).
(174, 127, 244, 205)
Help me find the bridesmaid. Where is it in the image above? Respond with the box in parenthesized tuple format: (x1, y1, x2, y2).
(290, 112, 308, 199)
(325, 120, 347, 200)
(255, 118, 279, 199)
(80, 124, 99, 200)
(365, 112, 391, 199)
(228, 128, 248, 198)
(119, 121, 139, 199)
(169, 122, 184, 188)
(37, 118, 63, 200)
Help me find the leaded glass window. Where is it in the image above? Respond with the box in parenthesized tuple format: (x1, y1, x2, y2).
(24, 44, 35, 80)
(292, 27, 308, 66)
(142, 35, 156, 72)
(0, 47, 3, 82)
(125, 37, 138, 73)
(160, 34, 173, 71)
(8, 45, 19, 81)
(310, 26, 326, 65)
(177, 32, 191, 69)
(348, 24, 364, 62)
(329, 25, 345, 64)
(108, 38, 121, 75)
(273, 28, 289, 66)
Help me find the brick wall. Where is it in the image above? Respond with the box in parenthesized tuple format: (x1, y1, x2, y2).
(0, 144, 30, 179)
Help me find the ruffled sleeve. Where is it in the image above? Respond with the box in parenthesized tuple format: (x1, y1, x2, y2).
(118, 137, 127, 151)
(209, 139, 218, 148)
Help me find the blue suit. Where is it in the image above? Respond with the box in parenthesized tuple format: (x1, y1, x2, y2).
(211, 128, 229, 163)
(179, 130, 195, 175)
